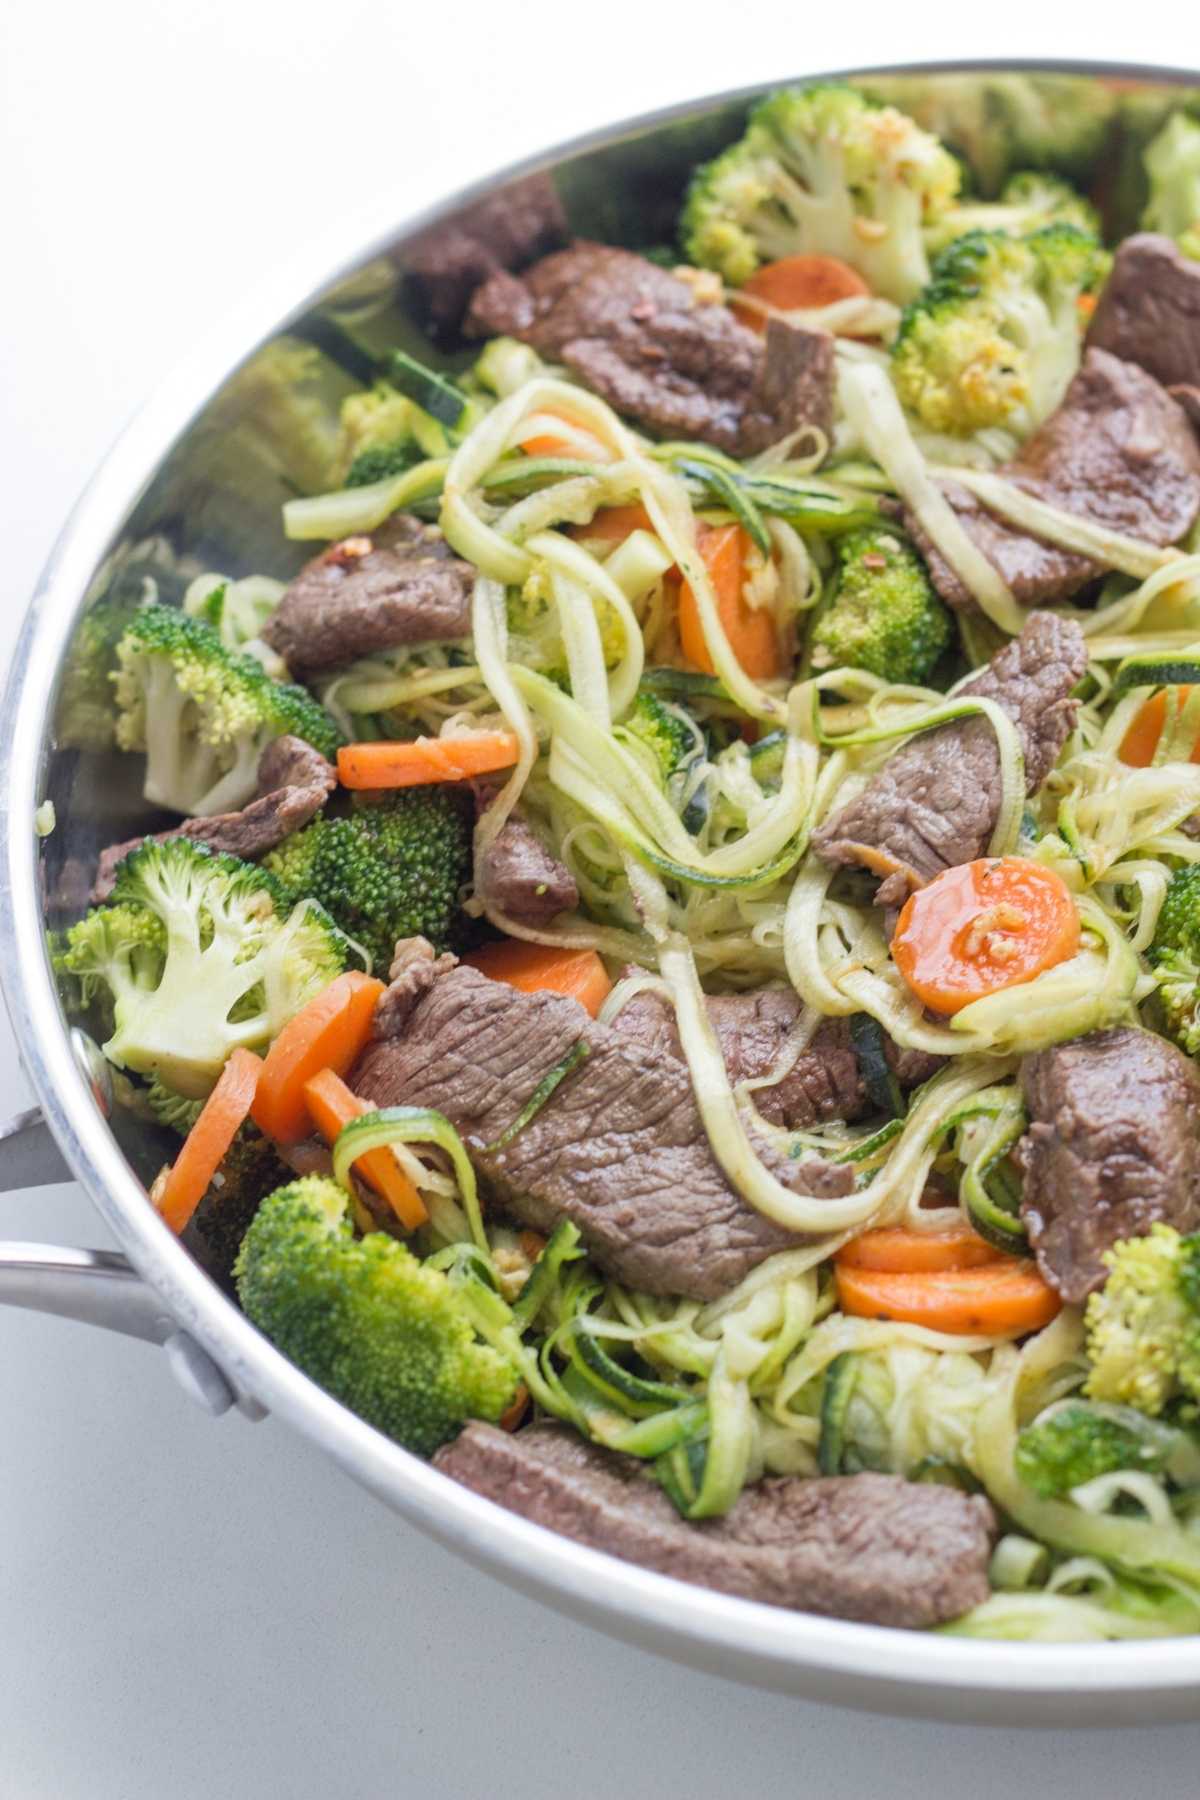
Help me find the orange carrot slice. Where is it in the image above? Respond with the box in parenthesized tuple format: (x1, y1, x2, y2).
(891, 857, 1080, 1017)
(677, 522, 784, 682)
(464, 940, 611, 1017)
(836, 1260, 1061, 1336)
(302, 1067, 427, 1230)
(157, 1048, 262, 1234)
(251, 971, 385, 1144)
(337, 733, 520, 790)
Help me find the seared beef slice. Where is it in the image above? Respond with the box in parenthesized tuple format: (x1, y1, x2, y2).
(263, 514, 473, 674)
(436, 1423, 995, 1628)
(908, 350, 1200, 609)
(404, 173, 567, 337)
(812, 612, 1086, 905)
(476, 815, 579, 926)
(350, 961, 854, 1301)
(92, 735, 336, 901)
(466, 242, 834, 455)
(1087, 234, 1200, 392)
(1017, 1026, 1200, 1303)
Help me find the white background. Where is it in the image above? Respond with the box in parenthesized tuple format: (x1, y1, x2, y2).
(3, 5, 1200, 1793)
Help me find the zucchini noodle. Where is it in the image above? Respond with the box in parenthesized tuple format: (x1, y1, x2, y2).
(933, 467, 1197, 584)
(441, 376, 787, 723)
(839, 360, 1025, 633)
(974, 1314, 1200, 1594)
(654, 897, 1009, 1237)
(467, 575, 538, 879)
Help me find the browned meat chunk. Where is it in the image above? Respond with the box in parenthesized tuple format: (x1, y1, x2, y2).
(907, 350, 1200, 609)
(435, 1423, 995, 1628)
(610, 987, 867, 1130)
(812, 612, 1086, 906)
(477, 815, 578, 926)
(351, 955, 854, 1301)
(466, 242, 834, 455)
(1087, 234, 1200, 393)
(91, 735, 336, 901)
(1017, 1027, 1200, 1303)
(262, 514, 473, 674)
(404, 174, 567, 338)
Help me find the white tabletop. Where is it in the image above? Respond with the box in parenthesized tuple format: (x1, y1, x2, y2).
(4, 5, 1200, 1792)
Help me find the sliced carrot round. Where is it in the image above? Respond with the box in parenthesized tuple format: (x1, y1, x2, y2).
(732, 254, 870, 332)
(677, 521, 784, 682)
(464, 940, 611, 1017)
(251, 971, 385, 1144)
(836, 1222, 1002, 1274)
(157, 1048, 262, 1235)
(338, 733, 520, 790)
(835, 1260, 1061, 1336)
(891, 857, 1080, 1017)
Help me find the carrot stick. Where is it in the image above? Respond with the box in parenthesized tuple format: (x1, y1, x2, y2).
(303, 1067, 428, 1230)
(156, 1048, 262, 1235)
(1119, 687, 1200, 767)
(516, 408, 612, 461)
(251, 971, 385, 1144)
(835, 1260, 1061, 1336)
(338, 733, 520, 790)
(891, 857, 1080, 1017)
(836, 1222, 1002, 1274)
(464, 940, 612, 1017)
(568, 504, 656, 545)
(732, 254, 870, 332)
(677, 522, 784, 682)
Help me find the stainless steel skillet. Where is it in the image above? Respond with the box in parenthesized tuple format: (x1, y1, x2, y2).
(3, 59, 1197, 1723)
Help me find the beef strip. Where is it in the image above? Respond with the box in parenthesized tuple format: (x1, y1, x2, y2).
(812, 611, 1087, 906)
(1016, 1026, 1200, 1303)
(261, 513, 473, 674)
(91, 735, 336, 901)
(477, 815, 579, 926)
(609, 985, 944, 1124)
(1086, 233, 1200, 393)
(350, 954, 855, 1301)
(906, 349, 1200, 610)
(435, 1423, 995, 1628)
(466, 242, 834, 455)
(610, 987, 866, 1130)
(403, 173, 567, 338)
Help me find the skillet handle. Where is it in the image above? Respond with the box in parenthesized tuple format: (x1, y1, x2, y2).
(0, 1108, 265, 1421)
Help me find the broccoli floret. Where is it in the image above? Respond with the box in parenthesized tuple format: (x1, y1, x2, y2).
(1084, 1224, 1200, 1416)
(1015, 1401, 1173, 1497)
(619, 689, 699, 780)
(182, 574, 287, 670)
(862, 73, 1114, 196)
(264, 788, 472, 972)
(187, 1129, 293, 1289)
(235, 1176, 519, 1455)
(891, 225, 1109, 438)
(808, 526, 951, 684)
(333, 381, 451, 489)
(145, 1078, 204, 1135)
(1147, 864, 1200, 1055)
(1143, 112, 1200, 261)
(926, 169, 1101, 254)
(681, 83, 960, 302)
(63, 838, 349, 1100)
(113, 605, 343, 817)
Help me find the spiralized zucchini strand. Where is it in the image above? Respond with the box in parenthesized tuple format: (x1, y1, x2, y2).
(839, 360, 1024, 634)
(933, 468, 1196, 584)
(468, 575, 538, 875)
(440, 375, 786, 722)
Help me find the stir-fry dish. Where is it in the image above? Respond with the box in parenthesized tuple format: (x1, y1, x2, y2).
(54, 75, 1200, 1640)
